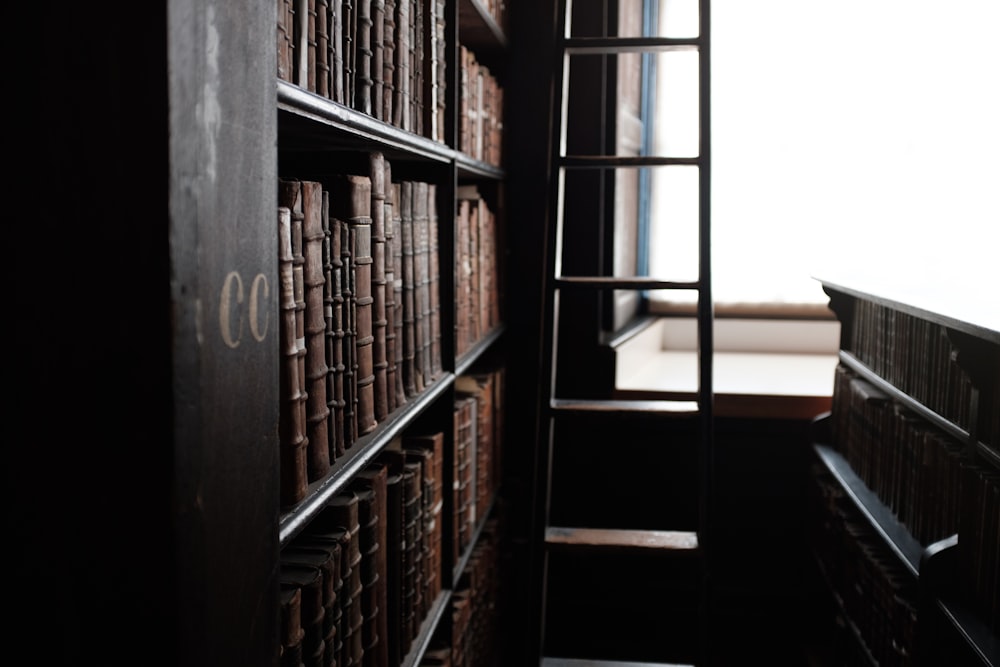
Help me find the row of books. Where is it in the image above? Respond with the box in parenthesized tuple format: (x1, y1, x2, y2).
(280, 434, 446, 667)
(277, 0, 448, 143)
(453, 367, 505, 561)
(279, 359, 506, 666)
(831, 362, 1000, 634)
(847, 299, 994, 445)
(831, 364, 964, 546)
(420, 513, 506, 667)
(455, 186, 501, 359)
(810, 464, 919, 667)
(278, 153, 444, 507)
(458, 45, 504, 167)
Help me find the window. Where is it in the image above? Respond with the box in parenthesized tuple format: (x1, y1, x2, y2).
(647, 0, 1000, 312)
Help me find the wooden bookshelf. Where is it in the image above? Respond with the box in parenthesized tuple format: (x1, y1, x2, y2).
(275, 2, 511, 666)
(811, 276, 1000, 667)
(17, 1, 512, 664)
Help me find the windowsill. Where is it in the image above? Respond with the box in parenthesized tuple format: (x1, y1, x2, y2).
(614, 317, 840, 420)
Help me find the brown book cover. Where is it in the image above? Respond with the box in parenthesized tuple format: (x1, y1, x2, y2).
(403, 433, 444, 614)
(278, 0, 294, 82)
(381, 0, 396, 123)
(323, 190, 348, 460)
(377, 447, 406, 667)
(369, 153, 390, 423)
(355, 0, 373, 115)
(349, 482, 381, 664)
(278, 201, 309, 508)
(400, 181, 418, 398)
(390, 180, 407, 408)
(331, 0, 346, 104)
(282, 545, 342, 663)
(290, 527, 349, 665)
(355, 463, 391, 667)
(315, 0, 331, 98)
(343, 0, 356, 108)
(452, 395, 477, 560)
(410, 0, 423, 137)
(370, 0, 385, 121)
(281, 562, 326, 667)
(433, 0, 446, 144)
(318, 492, 365, 666)
(426, 183, 441, 376)
(294, 0, 318, 92)
(392, 0, 410, 129)
(382, 161, 398, 415)
(301, 180, 333, 479)
(411, 181, 430, 392)
(457, 372, 497, 524)
(337, 173, 378, 436)
(280, 585, 305, 667)
(338, 211, 358, 449)
(399, 453, 423, 650)
(454, 196, 470, 357)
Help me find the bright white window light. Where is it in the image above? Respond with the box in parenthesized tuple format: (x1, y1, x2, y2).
(648, 0, 1000, 306)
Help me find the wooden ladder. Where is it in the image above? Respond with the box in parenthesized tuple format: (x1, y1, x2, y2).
(530, 1, 714, 665)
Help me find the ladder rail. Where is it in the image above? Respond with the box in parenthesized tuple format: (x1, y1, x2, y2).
(532, 0, 714, 663)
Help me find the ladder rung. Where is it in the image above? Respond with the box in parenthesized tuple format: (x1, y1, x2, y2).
(558, 155, 700, 169)
(545, 527, 700, 554)
(563, 36, 701, 54)
(554, 276, 700, 291)
(550, 398, 700, 415)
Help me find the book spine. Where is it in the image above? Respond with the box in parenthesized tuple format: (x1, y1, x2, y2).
(371, 0, 385, 121)
(279, 586, 305, 667)
(379, 451, 405, 667)
(427, 183, 441, 376)
(341, 174, 378, 436)
(339, 212, 358, 449)
(412, 181, 429, 392)
(278, 0, 294, 82)
(355, 0, 373, 115)
(401, 458, 424, 644)
(278, 206, 309, 507)
(332, 0, 346, 104)
(410, 0, 423, 137)
(391, 181, 407, 408)
(327, 492, 365, 666)
(381, 0, 396, 124)
(356, 464, 391, 667)
(383, 162, 398, 415)
(343, 0, 356, 108)
(392, 0, 410, 129)
(370, 153, 390, 423)
(400, 181, 418, 398)
(316, 0, 331, 97)
(323, 191, 348, 460)
(281, 564, 326, 667)
(455, 198, 469, 358)
(434, 0, 446, 144)
(302, 180, 333, 480)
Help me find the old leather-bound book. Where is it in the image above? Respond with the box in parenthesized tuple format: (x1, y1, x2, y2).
(399, 180, 418, 398)
(277, 204, 308, 508)
(369, 153, 390, 423)
(322, 190, 348, 460)
(281, 544, 341, 664)
(390, 180, 407, 408)
(339, 173, 377, 436)
(382, 161, 398, 415)
(279, 585, 305, 667)
(280, 562, 326, 667)
(301, 179, 332, 480)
